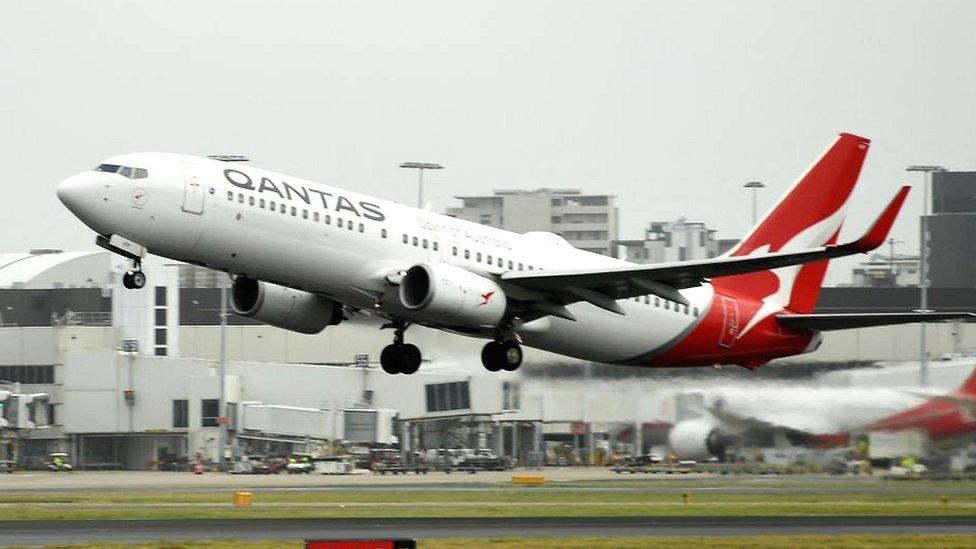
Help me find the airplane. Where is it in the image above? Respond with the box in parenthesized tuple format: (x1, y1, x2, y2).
(668, 366, 976, 460)
(56, 132, 973, 374)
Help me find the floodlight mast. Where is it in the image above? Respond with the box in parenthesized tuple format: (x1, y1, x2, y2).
(742, 181, 765, 225)
(399, 162, 444, 208)
(906, 164, 947, 388)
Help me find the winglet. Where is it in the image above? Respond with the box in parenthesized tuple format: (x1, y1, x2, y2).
(839, 186, 911, 253)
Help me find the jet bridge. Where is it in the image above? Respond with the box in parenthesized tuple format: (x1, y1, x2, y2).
(1, 383, 50, 470)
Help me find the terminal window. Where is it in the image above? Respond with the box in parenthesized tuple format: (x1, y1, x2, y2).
(172, 399, 188, 428)
(201, 399, 219, 427)
(425, 381, 470, 412)
(0, 364, 54, 384)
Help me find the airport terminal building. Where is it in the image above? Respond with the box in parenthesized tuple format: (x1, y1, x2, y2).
(2, 249, 976, 470)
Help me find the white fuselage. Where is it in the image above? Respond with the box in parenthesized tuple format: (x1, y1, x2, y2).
(58, 153, 712, 364)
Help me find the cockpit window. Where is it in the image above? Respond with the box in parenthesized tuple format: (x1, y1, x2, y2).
(95, 163, 149, 179)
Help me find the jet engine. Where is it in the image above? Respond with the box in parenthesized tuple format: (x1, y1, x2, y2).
(230, 277, 342, 334)
(667, 419, 731, 461)
(399, 262, 506, 328)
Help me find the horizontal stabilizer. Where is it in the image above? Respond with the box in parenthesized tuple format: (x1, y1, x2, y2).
(777, 312, 976, 332)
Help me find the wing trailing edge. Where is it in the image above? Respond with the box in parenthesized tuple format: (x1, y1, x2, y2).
(777, 312, 976, 332)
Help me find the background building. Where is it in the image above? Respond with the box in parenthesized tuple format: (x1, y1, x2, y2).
(929, 171, 976, 288)
(615, 218, 719, 264)
(447, 189, 619, 256)
(2, 248, 975, 469)
(850, 253, 920, 287)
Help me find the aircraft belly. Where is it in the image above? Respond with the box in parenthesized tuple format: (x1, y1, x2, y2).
(520, 292, 710, 363)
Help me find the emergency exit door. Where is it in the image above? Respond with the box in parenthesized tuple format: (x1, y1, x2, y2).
(181, 171, 205, 214)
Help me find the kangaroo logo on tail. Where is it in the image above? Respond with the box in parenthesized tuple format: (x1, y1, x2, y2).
(716, 133, 871, 338)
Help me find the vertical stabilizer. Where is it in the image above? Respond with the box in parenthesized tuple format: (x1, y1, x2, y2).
(717, 133, 871, 315)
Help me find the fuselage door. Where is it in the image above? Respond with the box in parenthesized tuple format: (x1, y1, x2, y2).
(181, 169, 205, 215)
(718, 296, 739, 348)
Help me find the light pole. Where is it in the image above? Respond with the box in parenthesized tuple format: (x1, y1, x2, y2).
(906, 164, 947, 387)
(218, 279, 228, 470)
(886, 237, 905, 285)
(399, 162, 444, 208)
(743, 181, 765, 225)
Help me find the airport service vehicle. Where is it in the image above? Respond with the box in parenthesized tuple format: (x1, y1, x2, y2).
(57, 133, 972, 374)
(46, 452, 73, 472)
(669, 367, 976, 460)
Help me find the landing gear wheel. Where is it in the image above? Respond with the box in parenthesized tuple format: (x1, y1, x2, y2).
(400, 343, 421, 375)
(379, 321, 422, 375)
(380, 343, 422, 375)
(122, 270, 146, 290)
(482, 340, 523, 372)
(481, 342, 503, 372)
(499, 340, 523, 371)
(380, 344, 403, 374)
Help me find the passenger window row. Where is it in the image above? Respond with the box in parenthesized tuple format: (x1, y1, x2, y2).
(632, 294, 698, 316)
(229, 192, 365, 233)
(228, 191, 545, 274)
(449, 243, 537, 272)
(398, 233, 440, 252)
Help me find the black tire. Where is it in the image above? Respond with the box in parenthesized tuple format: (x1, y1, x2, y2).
(499, 340, 523, 371)
(131, 270, 147, 289)
(380, 344, 401, 374)
(481, 342, 502, 372)
(400, 343, 421, 374)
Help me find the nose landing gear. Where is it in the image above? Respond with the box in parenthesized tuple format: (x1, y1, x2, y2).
(121, 260, 147, 289)
(380, 321, 422, 375)
(481, 339, 523, 372)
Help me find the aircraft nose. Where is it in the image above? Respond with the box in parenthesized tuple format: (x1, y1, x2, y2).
(57, 173, 87, 208)
(57, 172, 107, 226)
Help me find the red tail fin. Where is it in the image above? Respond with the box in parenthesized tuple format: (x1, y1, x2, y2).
(959, 368, 976, 396)
(716, 133, 871, 314)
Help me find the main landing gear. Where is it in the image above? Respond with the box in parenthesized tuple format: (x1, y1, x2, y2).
(121, 260, 146, 290)
(481, 339, 523, 372)
(380, 321, 421, 375)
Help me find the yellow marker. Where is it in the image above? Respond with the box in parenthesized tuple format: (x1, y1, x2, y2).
(511, 474, 546, 486)
(233, 491, 253, 507)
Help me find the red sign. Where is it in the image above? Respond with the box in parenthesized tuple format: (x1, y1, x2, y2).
(306, 541, 415, 549)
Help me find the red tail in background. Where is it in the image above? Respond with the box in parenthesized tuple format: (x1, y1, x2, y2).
(959, 368, 976, 396)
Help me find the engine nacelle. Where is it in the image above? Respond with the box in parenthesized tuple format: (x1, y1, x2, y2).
(667, 419, 730, 461)
(230, 277, 342, 335)
(399, 262, 506, 328)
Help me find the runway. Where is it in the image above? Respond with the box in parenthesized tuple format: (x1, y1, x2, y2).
(3, 516, 976, 545)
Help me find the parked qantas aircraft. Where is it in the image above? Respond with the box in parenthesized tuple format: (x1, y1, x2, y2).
(669, 367, 976, 460)
(57, 132, 970, 374)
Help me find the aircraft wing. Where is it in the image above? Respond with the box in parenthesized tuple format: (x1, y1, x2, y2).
(777, 312, 976, 332)
(501, 187, 909, 318)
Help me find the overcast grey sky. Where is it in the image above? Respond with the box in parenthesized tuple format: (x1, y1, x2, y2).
(3, 1, 974, 284)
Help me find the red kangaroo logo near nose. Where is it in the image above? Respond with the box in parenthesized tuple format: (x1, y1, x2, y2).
(478, 291, 495, 307)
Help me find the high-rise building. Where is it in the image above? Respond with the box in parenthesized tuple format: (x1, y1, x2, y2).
(928, 171, 976, 288)
(446, 189, 619, 256)
(614, 218, 719, 264)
